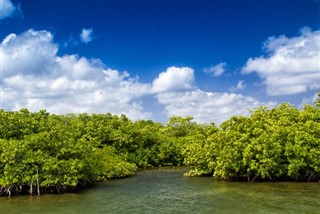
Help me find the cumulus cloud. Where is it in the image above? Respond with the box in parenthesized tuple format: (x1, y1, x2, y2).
(151, 66, 195, 93)
(156, 90, 276, 124)
(203, 62, 226, 77)
(236, 80, 245, 90)
(230, 80, 245, 92)
(152, 68, 274, 124)
(242, 28, 320, 96)
(80, 28, 93, 43)
(2, 29, 276, 124)
(2, 30, 57, 78)
(1, 29, 151, 120)
(64, 28, 94, 47)
(0, 0, 19, 20)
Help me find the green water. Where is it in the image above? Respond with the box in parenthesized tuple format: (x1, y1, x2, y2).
(1, 167, 319, 214)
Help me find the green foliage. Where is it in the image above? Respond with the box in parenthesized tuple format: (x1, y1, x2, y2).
(0, 111, 193, 196)
(1, 102, 319, 196)
(182, 123, 219, 176)
(0, 111, 137, 196)
(183, 103, 320, 182)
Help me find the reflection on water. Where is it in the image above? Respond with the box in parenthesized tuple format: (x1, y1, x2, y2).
(1, 167, 319, 214)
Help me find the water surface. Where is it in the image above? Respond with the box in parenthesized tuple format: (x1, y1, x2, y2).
(1, 167, 319, 214)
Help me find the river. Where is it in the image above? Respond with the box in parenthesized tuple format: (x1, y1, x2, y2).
(1, 167, 319, 214)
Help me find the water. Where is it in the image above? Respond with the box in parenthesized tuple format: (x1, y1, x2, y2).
(1, 167, 319, 214)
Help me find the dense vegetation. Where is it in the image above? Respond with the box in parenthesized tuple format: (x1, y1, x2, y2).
(184, 103, 320, 182)
(0, 111, 194, 196)
(0, 94, 319, 196)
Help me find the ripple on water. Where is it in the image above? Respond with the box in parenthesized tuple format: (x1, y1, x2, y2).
(0, 167, 319, 214)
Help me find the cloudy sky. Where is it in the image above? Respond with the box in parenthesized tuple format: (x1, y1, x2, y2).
(1, 0, 319, 124)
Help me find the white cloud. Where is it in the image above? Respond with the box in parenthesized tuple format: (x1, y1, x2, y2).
(80, 28, 93, 43)
(236, 80, 245, 90)
(2, 29, 57, 78)
(156, 90, 276, 124)
(0, 0, 19, 20)
(151, 66, 195, 93)
(2, 29, 277, 124)
(230, 80, 245, 92)
(1, 29, 151, 120)
(64, 28, 94, 47)
(203, 62, 226, 77)
(242, 28, 320, 96)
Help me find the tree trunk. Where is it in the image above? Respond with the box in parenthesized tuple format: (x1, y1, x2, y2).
(251, 175, 258, 182)
(308, 172, 314, 182)
(36, 168, 40, 196)
(30, 181, 33, 195)
(7, 187, 11, 198)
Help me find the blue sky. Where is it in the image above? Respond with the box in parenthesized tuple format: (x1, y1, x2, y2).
(1, 0, 320, 124)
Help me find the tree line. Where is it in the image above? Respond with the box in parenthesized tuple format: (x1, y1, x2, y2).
(184, 103, 320, 182)
(0, 94, 319, 196)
